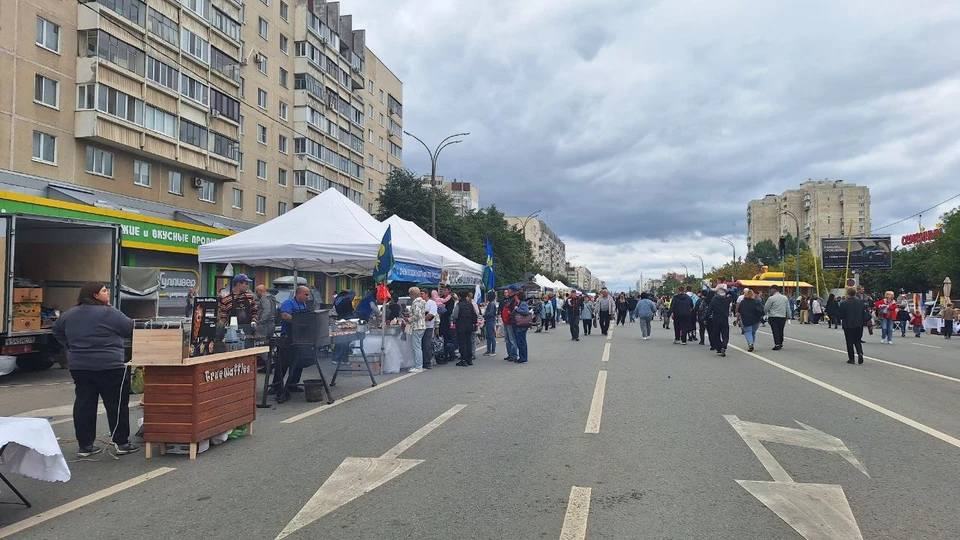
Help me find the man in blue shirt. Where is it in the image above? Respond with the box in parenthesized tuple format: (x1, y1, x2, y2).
(271, 286, 310, 397)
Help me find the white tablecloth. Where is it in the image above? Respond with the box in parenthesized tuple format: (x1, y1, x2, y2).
(923, 317, 944, 332)
(0, 417, 71, 482)
(381, 334, 416, 374)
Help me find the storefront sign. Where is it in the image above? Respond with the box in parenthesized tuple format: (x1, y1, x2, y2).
(203, 362, 251, 382)
(0, 193, 229, 254)
(443, 268, 483, 286)
(389, 261, 443, 284)
(159, 269, 199, 296)
(901, 228, 943, 246)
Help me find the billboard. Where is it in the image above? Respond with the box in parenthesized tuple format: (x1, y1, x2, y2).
(821, 236, 892, 270)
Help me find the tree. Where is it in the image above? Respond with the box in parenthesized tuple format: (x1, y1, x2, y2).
(746, 239, 780, 267)
(860, 243, 939, 295)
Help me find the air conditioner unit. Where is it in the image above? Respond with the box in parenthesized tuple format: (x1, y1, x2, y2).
(255, 53, 265, 65)
(240, 58, 248, 66)
(210, 109, 221, 118)
(388, 108, 395, 116)
(320, 37, 328, 45)
(193, 178, 204, 188)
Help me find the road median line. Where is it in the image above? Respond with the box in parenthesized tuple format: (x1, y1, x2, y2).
(559, 486, 592, 540)
(584, 371, 607, 434)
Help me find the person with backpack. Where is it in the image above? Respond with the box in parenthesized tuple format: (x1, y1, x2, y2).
(452, 291, 479, 366)
(512, 295, 534, 363)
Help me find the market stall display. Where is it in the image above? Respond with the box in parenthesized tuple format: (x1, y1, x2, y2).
(0, 416, 71, 507)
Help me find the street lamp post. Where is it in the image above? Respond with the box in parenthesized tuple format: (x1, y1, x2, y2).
(720, 238, 737, 280)
(403, 131, 470, 238)
(681, 263, 689, 279)
(519, 210, 542, 276)
(782, 211, 802, 296)
(691, 253, 705, 280)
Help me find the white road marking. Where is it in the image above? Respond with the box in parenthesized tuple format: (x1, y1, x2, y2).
(911, 342, 942, 349)
(607, 329, 614, 341)
(282, 372, 418, 424)
(276, 405, 466, 540)
(380, 404, 467, 459)
(737, 480, 863, 540)
(584, 371, 608, 434)
(559, 486, 592, 540)
(0, 467, 176, 539)
(758, 332, 960, 384)
(731, 345, 960, 450)
(601, 343, 611, 363)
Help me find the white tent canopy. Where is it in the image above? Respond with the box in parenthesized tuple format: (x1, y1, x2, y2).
(552, 280, 570, 290)
(198, 189, 444, 274)
(533, 274, 556, 289)
(382, 215, 483, 282)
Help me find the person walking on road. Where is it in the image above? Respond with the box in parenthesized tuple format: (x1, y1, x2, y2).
(407, 287, 427, 373)
(52, 282, 138, 457)
(825, 294, 840, 329)
(738, 289, 763, 352)
(855, 286, 874, 338)
(798, 295, 809, 324)
(452, 291, 479, 366)
(633, 292, 657, 340)
(876, 291, 898, 344)
(580, 294, 595, 336)
(501, 286, 520, 361)
(708, 285, 732, 356)
(482, 291, 498, 356)
(696, 290, 711, 345)
(764, 285, 789, 350)
(627, 294, 638, 324)
(838, 287, 867, 364)
(596, 288, 615, 335)
(539, 294, 554, 333)
(810, 295, 824, 325)
(942, 303, 956, 339)
(669, 286, 695, 345)
(512, 296, 533, 364)
(615, 292, 629, 326)
(565, 290, 583, 341)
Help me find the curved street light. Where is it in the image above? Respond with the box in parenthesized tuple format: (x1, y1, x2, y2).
(403, 130, 470, 238)
(519, 210, 541, 275)
(720, 238, 737, 280)
(691, 253, 705, 279)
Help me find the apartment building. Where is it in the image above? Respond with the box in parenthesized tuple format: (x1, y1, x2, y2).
(566, 264, 591, 291)
(0, 0, 401, 297)
(747, 180, 871, 253)
(505, 216, 566, 275)
(448, 181, 479, 216)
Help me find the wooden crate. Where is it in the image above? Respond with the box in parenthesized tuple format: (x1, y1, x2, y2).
(13, 288, 42, 303)
(12, 317, 41, 332)
(12, 303, 41, 317)
(133, 329, 185, 365)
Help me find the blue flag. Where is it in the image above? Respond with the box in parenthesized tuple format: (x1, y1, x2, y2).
(373, 225, 395, 283)
(482, 237, 495, 290)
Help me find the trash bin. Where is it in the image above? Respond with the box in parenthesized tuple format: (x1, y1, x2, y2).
(303, 379, 325, 402)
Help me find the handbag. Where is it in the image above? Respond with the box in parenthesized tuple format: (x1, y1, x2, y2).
(513, 311, 535, 328)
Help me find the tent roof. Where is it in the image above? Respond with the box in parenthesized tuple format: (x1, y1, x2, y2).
(198, 189, 444, 274)
(382, 215, 483, 277)
(533, 274, 556, 289)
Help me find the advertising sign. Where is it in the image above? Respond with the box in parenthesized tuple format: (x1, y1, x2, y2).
(189, 297, 220, 357)
(821, 236, 892, 269)
(389, 261, 443, 284)
(901, 228, 942, 246)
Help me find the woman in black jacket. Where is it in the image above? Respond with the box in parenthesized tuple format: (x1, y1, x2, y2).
(452, 291, 478, 366)
(738, 289, 764, 352)
(837, 287, 866, 364)
(708, 287, 733, 357)
(825, 294, 841, 329)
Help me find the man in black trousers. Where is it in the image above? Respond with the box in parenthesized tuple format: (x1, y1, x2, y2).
(566, 291, 583, 341)
(669, 286, 694, 344)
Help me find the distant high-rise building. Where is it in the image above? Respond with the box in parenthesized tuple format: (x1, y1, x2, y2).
(566, 264, 592, 290)
(505, 216, 566, 275)
(748, 180, 871, 254)
(419, 176, 481, 216)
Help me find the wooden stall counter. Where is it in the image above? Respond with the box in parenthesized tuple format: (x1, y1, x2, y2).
(132, 344, 268, 460)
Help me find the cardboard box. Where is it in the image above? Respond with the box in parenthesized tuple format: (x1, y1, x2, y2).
(12, 317, 41, 332)
(12, 303, 41, 317)
(13, 288, 43, 303)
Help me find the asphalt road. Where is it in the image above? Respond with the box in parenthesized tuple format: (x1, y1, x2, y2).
(1, 318, 958, 539)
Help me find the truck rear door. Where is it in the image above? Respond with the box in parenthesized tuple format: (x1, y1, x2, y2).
(0, 215, 10, 334)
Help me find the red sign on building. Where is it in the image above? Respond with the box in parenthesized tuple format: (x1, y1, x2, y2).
(901, 228, 943, 246)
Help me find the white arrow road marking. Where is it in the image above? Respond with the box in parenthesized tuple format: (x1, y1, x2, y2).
(725, 415, 869, 478)
(601, 343, 611, 363)
(737, 481, 863, 540)
(559, 486, 592, 540)
(584, 370, 608, 434)
(276, 404, 467, 540)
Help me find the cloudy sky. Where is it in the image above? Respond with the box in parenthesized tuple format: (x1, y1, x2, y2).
(347, 0, 960, 290)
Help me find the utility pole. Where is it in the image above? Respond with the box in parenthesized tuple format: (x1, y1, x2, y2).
(403, 131, 470, 238)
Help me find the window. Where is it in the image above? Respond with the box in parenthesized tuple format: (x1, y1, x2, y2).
(238, 115, 244, 134)
(378, 136, 384, 150)
(239, 76, 245, 98)
(257, 124, 267, 144)
(279, 68, 288, 87)
(278, 168, 287, 186)
(278, 134, 288, 153)
(210, 47, 240, 83)
(258, 17, 268, 39)
(144, 104, 176, 137)
(368, 153, 374, 166)
(168, 171, 183, 195)
(390, 141, 402, 159)
(256, 159, 267, 179)
(34, 74, 59, 109)
(210, 8, 240, 42)
(180, 28, 209, 64)
(36, 17, 59, 53)
(232, 188, 243, 209)
(198, 179, 216, 203)
(378, 160, 384, 173)
(99, 0, 146, 27)
(858, 218, 865, 222)
(133, 160, 151, 187)
(368, 130, 373, 143)
(210, 89, 241, 122)
(85, 146, 114, 177)
(257, 88, 267, 109)
(97, 84, 143, 124)
(211, 131, 239, 160)
(368, 178, 373, 192)
(278, 101, 288, 120)
(379, 89, 384, 103)
(368, 104, 374, 119)
(238, 151, 244, 171)
(257, 55, 268, 75)
(77, 84, 95, 110)
(32, 131, 56, 164)
(180, 0, 209, 19)
(147, 9, 178, 45)
(279, 1, 288, 21)
(83, 30, 145, 76)
(368, 80, 373, 94)
(368, 203, 373, 213)
(280, 34, 288, 54)
(146, 57, 178, 92)
(256, 195, 266, 215)
(180, 73, 209, 105)
(179, 118, 208, 149)
(278, 201, 287, 215)
(379, 113, 384, 127)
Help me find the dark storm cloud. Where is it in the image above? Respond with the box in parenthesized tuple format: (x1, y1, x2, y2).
(346, 0, 960, 289)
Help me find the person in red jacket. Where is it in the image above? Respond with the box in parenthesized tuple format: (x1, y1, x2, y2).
(500, 285, 519, 361)
(874, 291, 898, 344)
